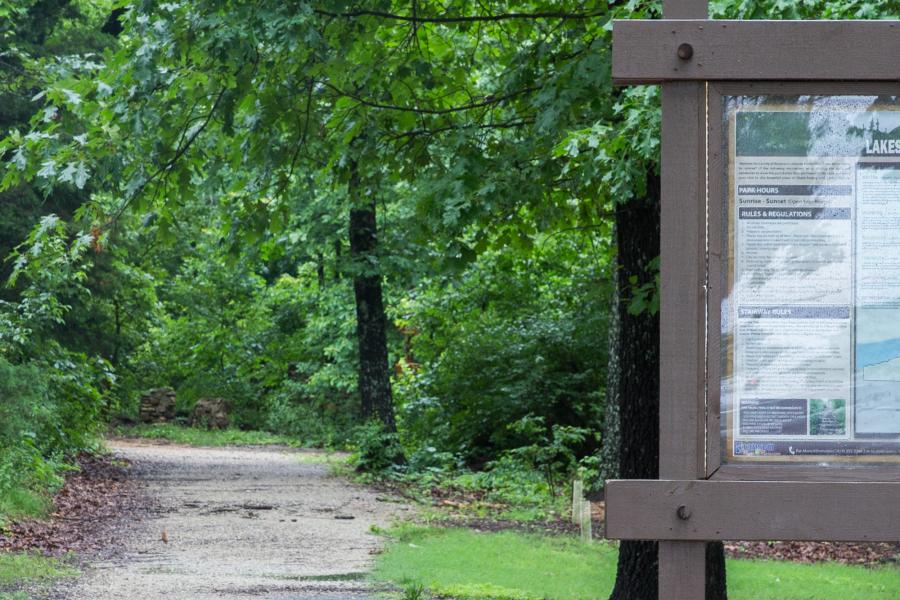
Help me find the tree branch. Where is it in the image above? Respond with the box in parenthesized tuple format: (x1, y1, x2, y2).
(324, 82, 540, 115)
(385, 117, 535, 141)
(313, 9, 605, 23)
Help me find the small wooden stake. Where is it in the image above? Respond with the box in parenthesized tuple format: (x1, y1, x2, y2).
(572, 479, 583, 524)
(580, 498, 593, 543)
(572, 479, 592, 542)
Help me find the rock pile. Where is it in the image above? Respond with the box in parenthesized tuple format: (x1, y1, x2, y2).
(139, 388, 177, 423)
(191, 398, 230, 429)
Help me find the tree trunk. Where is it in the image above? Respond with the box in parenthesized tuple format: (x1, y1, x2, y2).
(347, 164, 396, 432)
(112, 297, 122, 366)
(334, 238, 342, 281)
(599, 269, 620, 485)
(707, 541, 727, 600)
(607, 175, 727, 600)
(608, 181, 661, 600)
(316, 251, 325, 289)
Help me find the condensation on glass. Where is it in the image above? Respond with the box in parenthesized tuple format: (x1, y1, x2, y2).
(721, 94, 900, 463)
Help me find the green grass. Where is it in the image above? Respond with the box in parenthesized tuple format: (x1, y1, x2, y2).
(495, 506, 557, 522)
(0, 488, 50, 525)
(0, 553, 78, 600)
(728, 559, 900, 600)
(295, 451, 350, 467)
(372, 526, 900, 600)
(112, 424, 298, 447)
(0, 553, 77, 584)
(373, 526, 616, 600)
(0, 553, 77, 586)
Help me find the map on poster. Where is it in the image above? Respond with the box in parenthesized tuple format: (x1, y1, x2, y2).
(727, 95, 900, 459)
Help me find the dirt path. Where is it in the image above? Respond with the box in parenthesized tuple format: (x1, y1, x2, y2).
(60, 440, 411, 600)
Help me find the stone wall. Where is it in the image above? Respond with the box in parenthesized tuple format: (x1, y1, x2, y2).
(139, 388, 177, 423)
(191, 398, 230, 429)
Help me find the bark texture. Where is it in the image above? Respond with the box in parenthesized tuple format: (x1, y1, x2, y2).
(348, 167, 396, 432)
(706, 541, 727, 600)
(607, 175, 727, 599)
(608, 181, 661, 600)
(599, 272, 620, 485)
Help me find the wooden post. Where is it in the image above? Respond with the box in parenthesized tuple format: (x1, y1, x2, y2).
(572, 479, 583, 524)
(580, 498, 593, 543)
(659, 1, 709, 598)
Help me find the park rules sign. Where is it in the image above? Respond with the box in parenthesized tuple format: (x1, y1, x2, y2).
(725, 96, 900, 461)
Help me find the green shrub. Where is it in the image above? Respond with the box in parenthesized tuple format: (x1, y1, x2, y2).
(350, 421, 406, 473)
(397, 307, 605, 467)
(0, 358, 63, 520)
(265, 382, 356, 447)
(502, 416, 595, 497)
(392, 240, 609, 488)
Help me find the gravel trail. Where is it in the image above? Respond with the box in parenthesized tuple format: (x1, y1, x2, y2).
(61, 440, 410, 600)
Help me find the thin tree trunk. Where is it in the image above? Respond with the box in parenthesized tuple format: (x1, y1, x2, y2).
(608, 175, 726, 599)
(347, 163, 396, 432)
(112, 297, 122, 366)
(599, 270, 620, 485)
(316, 251, 325, 289)
(334, 238, 342, 281)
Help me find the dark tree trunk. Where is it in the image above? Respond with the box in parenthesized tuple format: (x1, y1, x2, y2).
(334, 238, 342, 281)
(599, 270, 620, 485)
(348, 166, 396, 432)
(316, 251, 326, 289)
(609, 180, 661, 600)
(112, 297, 122, 366)
(706, 540, 727, 600)
(608, 176, 727, 599)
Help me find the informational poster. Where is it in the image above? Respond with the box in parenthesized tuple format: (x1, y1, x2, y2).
(725, 95, 900, 460)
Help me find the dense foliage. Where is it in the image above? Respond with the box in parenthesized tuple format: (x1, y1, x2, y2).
(0, 0, 887, 538)
(2, 0, 636, 494)
(0, 0, 118, 519)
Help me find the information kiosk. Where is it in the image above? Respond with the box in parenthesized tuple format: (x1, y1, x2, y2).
(606, 3, 900, 598)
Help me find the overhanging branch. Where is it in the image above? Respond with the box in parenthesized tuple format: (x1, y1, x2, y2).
(324, 82, 540, 115)
(314, 9, 605, 24)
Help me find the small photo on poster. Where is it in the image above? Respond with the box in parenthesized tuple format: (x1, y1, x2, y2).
(809, 399, 846, 436)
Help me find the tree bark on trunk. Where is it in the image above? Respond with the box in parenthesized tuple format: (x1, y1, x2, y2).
(599, 271, 620, 485)
(608, 181, 661, 600)
(608, 175, 726, 599)
(348, 164, 396, 432)
(334, 238, 342, 281)
(707, 540, 727, 600)
(112, 297, 122, 366)
(316, 251, 325, 289)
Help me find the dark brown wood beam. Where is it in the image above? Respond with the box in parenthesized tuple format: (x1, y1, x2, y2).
(656, 2, 710, 598)
(613, 20, 900, 84)
(606, 479, 900, 541)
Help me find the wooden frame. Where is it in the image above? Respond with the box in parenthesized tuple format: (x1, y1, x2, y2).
(656, 2, 709, 598)
(606, 480, 900, 541)
(610, 3, 900, 599)
(613, 20, 900, 84)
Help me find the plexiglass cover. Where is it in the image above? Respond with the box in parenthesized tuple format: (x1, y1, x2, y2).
(722, 94, 900, 462)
